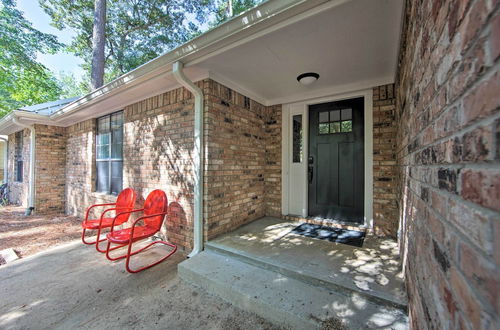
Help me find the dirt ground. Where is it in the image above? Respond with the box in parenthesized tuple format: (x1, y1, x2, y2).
(0, 205, 82, 258)
(0, 241, 283, 330)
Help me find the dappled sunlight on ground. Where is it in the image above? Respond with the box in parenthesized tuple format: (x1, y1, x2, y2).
(341, 239, 403, 293)
(209, 216, 408, 328)
(222, 217, 406, 301)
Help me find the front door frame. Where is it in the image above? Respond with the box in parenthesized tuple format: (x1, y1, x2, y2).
(281, 88, 373, 228)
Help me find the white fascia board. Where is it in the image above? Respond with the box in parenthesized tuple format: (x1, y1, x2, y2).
(0, 111, 56, 135)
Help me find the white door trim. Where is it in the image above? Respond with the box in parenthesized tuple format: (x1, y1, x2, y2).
(282, 88, 373, 228)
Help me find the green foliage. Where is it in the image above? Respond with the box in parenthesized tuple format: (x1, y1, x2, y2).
(56, 71, 88, 98)
(0, 0, 63, 117)
(40, 0, 215, 81)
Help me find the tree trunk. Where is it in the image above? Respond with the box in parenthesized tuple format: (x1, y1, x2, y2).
(90, 0, 106, 90)
(228, 0, 233, 17)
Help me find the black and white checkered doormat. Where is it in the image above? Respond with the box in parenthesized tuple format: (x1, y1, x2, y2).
(291, 223, 365, 247)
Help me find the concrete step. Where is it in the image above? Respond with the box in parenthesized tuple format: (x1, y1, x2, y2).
(206, 240, 407, 310)
(179, 250, 408, 330)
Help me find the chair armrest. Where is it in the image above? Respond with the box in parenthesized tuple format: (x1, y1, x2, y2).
(85, 203, 116, 221)
(128, 212, 168, 241)
(109, 208, 145, 233)
(97, 207, 120, 227)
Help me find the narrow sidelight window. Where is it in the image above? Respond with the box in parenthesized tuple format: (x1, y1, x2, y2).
(14, 131, 23, 182)
(96, 111, 123, 195)
(292, 114, 303, 163)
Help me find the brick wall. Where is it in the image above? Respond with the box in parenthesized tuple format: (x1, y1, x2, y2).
(7, 129, 29, 206)
(373, 85, 399, 236)
(396, 0, 499, 328)
(203, 81, 282, 239)
(66, 84, 200, 250)
(124, 85, 198, 250)
(7, 126, 67, 213)
(264, 104, 282, 217)
(35, 125, 67, 213)
(66, 119, 99, 215)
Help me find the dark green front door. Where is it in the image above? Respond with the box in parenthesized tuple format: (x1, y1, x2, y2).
(308, 97, 364, 223)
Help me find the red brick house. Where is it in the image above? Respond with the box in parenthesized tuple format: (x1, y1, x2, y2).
(0, 0, 498, 328)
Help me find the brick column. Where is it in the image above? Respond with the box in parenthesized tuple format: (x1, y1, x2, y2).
(395, 0, 499, 328)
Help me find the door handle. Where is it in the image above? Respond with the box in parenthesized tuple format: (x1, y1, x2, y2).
(308, 156, 314, 184)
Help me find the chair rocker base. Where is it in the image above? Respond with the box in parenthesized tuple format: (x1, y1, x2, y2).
(106, 239, 177, 273)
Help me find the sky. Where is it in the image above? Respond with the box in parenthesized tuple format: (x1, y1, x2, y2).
(16, 0, 85, 80)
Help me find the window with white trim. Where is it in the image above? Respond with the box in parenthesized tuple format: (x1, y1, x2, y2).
(96, 111, 123, 195)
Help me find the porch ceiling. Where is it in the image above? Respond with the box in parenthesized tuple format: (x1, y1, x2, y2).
(198, 0, 403, 105)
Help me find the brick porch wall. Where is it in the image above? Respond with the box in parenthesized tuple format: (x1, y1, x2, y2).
(396, 0, 499, 328)
(264, 104, 282, 217)
(203, 81, 282, 240)
(204, 80, 267, 239)
(66, 84, 203, 250)
(34, 124, 67, 213)
(372, 85, 399, 236)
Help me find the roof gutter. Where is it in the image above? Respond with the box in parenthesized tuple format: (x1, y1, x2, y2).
(172, 61, 204, 258)
(11, 117, 35, 215)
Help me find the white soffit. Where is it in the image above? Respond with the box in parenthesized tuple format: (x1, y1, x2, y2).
(198, 0, 403, 105)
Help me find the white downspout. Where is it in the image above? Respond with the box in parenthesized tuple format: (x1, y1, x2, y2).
(172, 61, 204, 257)
(12, 117, 35, 215)
(0, 137, 7, 184)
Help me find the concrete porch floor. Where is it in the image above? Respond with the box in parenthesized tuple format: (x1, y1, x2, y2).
(180, 216, 408, 329)
(0, 239, 281, 329)
(208, 217, 407, 308)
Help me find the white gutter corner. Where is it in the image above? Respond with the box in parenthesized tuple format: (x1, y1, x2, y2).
(172, 61, 204, 258)
(12, 117, 35, 215)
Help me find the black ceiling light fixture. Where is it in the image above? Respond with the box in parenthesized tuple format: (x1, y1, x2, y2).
(297, 72, 320, 85)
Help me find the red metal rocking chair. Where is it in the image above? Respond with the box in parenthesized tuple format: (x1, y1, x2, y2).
(81, 188, 137, 253)
(105, 189, 177, 273)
